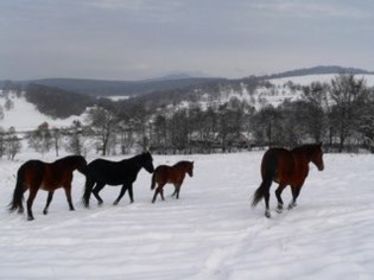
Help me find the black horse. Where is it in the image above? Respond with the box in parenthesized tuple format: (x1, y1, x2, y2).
(82, 152, 154, 207)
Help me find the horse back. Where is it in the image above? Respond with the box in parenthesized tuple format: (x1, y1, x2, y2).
(85, 158, 139, 185)
(263, 147, 310, 185)
(154, 165, 184, 184)
(261, 148, 294, 184)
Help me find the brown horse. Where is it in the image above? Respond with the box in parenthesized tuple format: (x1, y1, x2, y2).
(9, 155, 87, 221)
(252, 143, 324, 218)
(151, 161, 194, 203)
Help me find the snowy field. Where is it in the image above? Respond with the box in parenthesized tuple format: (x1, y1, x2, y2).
(1, 152, 374, 279)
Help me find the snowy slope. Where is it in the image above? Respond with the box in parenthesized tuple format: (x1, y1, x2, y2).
(269, 73, 374, 87)
(0, 92, 85, 131)
(1, 152, 374, 279)
(194, 74, 374, 110)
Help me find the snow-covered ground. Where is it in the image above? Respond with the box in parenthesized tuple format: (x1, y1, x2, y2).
(1, 152, 374, 279)
(105, 95, 130, 101)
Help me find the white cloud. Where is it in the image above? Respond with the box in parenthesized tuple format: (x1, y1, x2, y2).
(248, 0, 371, 19)
(89, 0, 183, 13)
(87, 0, 185, 23)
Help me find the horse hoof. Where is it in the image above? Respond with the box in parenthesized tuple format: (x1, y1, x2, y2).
(276, 204, 283, 213)
(43, 210, 48, 215)
(113, 201, 118, 206)
(288, 203, 297, 210)
(265, 211, 271, 218)
(27, 216, 34, 221)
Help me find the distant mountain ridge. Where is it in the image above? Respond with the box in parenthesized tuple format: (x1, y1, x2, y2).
(1, 65, 373, 97)
(24, 77, 223, 97)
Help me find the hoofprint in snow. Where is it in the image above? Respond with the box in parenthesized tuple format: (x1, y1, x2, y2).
(1, 152, 374, 279)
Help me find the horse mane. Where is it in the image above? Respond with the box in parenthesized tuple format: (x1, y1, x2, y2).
(291, 144, 321, 157)
(53, 155, 84, 164)
(173, 161, 192, 167)
(125, 152, 151, 162)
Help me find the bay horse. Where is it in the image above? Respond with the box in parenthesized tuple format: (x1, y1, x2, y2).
(9, 155, 87, 221)
(82, 152, 154, 207)
(151, 161, 194, 203)
(252, 143, 324, 218)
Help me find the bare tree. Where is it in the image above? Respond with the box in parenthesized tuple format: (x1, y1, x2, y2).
(5, 127, 22, 160)
(0, 127, 5, 158)
(4, 98, 14, 111)
(51, 128, 62, 156)
(28, 122, 53, 155)
(66, 120, 84, 155)
(328, 74, 369, 152)
(85, 106, 117, 156)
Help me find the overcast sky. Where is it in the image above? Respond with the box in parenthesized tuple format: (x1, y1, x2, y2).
(1, 0, 373, 80)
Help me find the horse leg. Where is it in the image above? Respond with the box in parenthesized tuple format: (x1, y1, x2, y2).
(175, 183, 182, 199)
(275, 184, 287, 213)
(152, 183, 165, 203)
(43, 191, 54, 215)
(171, 188, 177, 197)
(288, 185, 301, 210)
(26, 188, 39, 221)
(264, 191, 271, 218)
(160, 188, 165, 201)
(64, 184, 75, 211)
(92, 182, 106, 205)
(18, 187, 28, 214)
(113, 184, 128, 205)
(82, 178, 95, 208)
(127, 184, 134, 203)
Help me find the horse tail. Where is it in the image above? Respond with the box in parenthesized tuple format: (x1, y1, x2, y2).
(252, 151, 277, 207)
(9, 165, 26, 213)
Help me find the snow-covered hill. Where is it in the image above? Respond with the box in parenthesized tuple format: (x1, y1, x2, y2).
(2, 73, 374, 131)
(0, 91, 85, 131)
(162, 73, 374, 112)
(239, 74, 374, 109)
(269, 73, 374, 87)
(1, 152, 374, 279)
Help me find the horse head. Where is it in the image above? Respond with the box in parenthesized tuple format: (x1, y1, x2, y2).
(75, 156, 88, 174)
(141, 152, 154, 173)
(187, 161, 194, 177)
(311, 143, 324, 171)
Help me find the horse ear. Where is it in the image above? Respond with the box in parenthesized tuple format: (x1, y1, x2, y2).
(319, 142, 323, 147)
